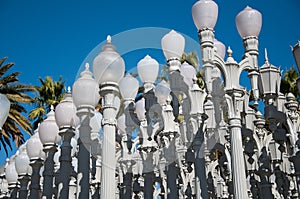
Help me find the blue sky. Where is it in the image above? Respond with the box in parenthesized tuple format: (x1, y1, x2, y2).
(0, 0, 299, 162)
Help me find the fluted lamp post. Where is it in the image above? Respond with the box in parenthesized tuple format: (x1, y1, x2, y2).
(39, 106, 60, 199)
(0, 93, 10, 130)
(5, 157, 18, 199)
(236, 5, 262, 105)
(119, 73, 139, 199)
(192, 0, 218, 96)
(73, 62, 99, 199)
(15, 145, 31, 199)
(26, 133, 44, 199)
(93, 35, 125, 199)
(55, 87, 79, 198)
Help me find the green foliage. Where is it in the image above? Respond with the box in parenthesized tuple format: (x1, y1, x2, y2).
(29, 76, 65, 130)
(0, 57, 36, 154)
(280, 66, 299, 98)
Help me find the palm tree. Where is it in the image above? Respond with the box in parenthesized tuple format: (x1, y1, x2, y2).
(29, 76, 65, 130)
(0, 57, 36, 153)
(280, 66, 299, 98)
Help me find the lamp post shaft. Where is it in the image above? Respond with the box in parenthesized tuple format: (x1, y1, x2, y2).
(229, 118, 249, 199)
(42, 145, 57, 199)
(57, 128, 75, 199)
(76, 110, 92, 199)
(18, 175, 30, 199)
(100, 90, 118, 199)
(29, 159, 43, 199)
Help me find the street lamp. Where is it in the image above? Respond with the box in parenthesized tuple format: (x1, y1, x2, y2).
(0, 94, 10, 130)
(15, 145, 31, 198)
(93, 35, 124, 199)
(26, 131, 44, 199)
(5, 157, 18, 199)
(137, 55, 159, 92)
(54, 86, 80, 198)
(39, 106, 60, 198)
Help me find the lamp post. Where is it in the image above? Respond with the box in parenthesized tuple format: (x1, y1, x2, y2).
(0, 93, 10, 130)
(39, 106, 60, 199)
(137, 54, 160, 199)
(26, 132, 44, 199)
(119, 73, 139, 199)
(55, 87, 79, 199)
(5, 157, 18, 199)
(73, 63, 99, 199)
(15, 145, 31, 199)
(93, 35, 124, 199)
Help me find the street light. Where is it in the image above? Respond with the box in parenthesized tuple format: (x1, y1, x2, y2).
(93, 35, 124, 199)
(26, 131, 44, 199)
(54, 86, 80, 198)
(0, 94, 10, 130)
(39, 106, 60, 198)
(5, 157, 18, 199)
(15, 145, 31, 199)
(137, 55, 159, 92)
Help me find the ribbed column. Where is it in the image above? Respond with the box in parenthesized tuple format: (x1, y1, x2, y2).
(29, 159, 43, 199)
(194, 128, 208, 199)
(42, 145, 57, 198)
(8, 183, 18, 199)
(229, 118, 249, 199)
(57, 128, 75, 199)
(100, 91, 118, 199)
(76, 108, 93, 199)
(18, 175, 30, 199)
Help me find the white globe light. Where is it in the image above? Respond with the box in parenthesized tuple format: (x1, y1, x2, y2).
(161, 30, 185, 60)
(26, 133, 44, 159)
(93, 35, 125, 85)
(214, 39, 226, 59)
(39, 106, 60, 145)
(192, 0, 218, 30)
(135, 98, 146, 121)
(119, 74, 139, 101)
(155, 80, 171, 105)
(55, 88, 79, 129)
(73, 63, 100, 109)
(15, 149, 30, 176)
(180, 62, 197, 87)
(5, 158, 18, 184)
(137, 55, 159, 84)
(0, 94, 10, 130)
(236, 6, 262, 38)
(117, 114, 126, 135)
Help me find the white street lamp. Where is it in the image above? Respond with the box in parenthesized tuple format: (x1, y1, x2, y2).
(39, 106, 60, 198)
(0, 94, 10, 130)
(180, 62, 197, 87)
(161, 30, 185, 62)
(192, 0, 218, 31)
(26, 132, 44, 199)
(155, 80, 171, 105)
(119, 73, 139, 102)
(214, 39, 226, 60)
(236, 6, 262, 39)
(39, 106, 60, 146)
(5, 157, 18, 199)
(137, 55, 159, 92)
(259, 51, 281, 102)
(15, 146, 31, 198)
(93, 35, 124, 199)
(236, 6, 262, 105)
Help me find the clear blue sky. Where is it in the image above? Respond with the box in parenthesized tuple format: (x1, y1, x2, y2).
(0, 0, 299, 163)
